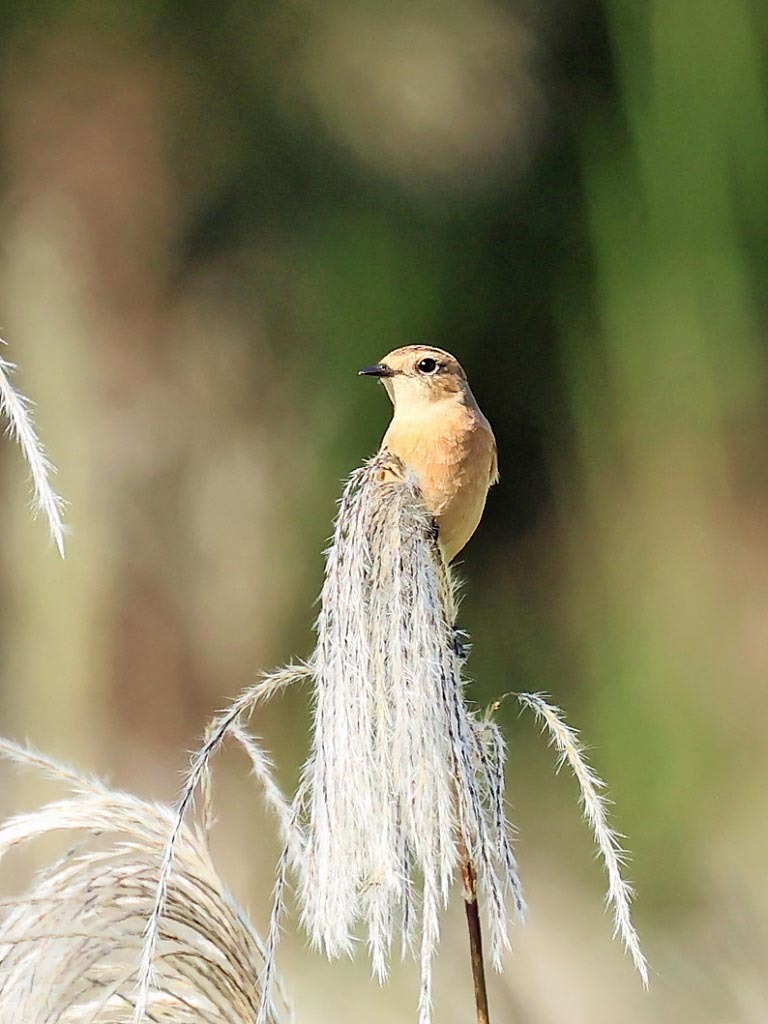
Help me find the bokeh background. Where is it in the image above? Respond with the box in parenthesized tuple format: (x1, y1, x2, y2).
(0, 1, 767, 1021)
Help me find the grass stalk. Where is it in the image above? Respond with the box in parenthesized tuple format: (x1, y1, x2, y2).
(461, 856, 491, 1024)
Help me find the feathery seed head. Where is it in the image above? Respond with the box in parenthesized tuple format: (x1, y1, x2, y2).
(0, 738, 289, 1024)
(297, 452, 523, 1019)
(0, 346, 66, 556)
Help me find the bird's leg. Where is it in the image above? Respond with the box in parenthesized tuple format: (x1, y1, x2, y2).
(428, 517, 440, 544)
(451, 628, 471, 661)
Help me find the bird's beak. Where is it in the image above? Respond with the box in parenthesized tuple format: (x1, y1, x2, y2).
(358, 363, 395, 378)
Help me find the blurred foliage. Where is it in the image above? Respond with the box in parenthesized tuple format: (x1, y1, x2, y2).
(0, 1, 766, 1020)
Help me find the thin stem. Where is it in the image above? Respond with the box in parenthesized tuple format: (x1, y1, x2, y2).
(461, 857, 490, 1024)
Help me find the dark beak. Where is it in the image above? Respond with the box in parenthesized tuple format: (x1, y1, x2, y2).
(358, 363, 395, 378)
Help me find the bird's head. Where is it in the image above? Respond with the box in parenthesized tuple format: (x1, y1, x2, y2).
(358, 345, 471, 411)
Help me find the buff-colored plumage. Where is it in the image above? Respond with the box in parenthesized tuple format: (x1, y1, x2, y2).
(360, 345, 498, 562)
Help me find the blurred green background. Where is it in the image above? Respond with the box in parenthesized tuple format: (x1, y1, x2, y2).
(0, 1, 767, 1020)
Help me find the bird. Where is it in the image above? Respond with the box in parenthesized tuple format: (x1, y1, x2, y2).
(359, 345, 498, 562)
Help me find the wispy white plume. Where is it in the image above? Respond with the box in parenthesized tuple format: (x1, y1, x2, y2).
(0, 345, 66, 556)
(134, 664, 310, 1024)
(0, 737, 290, 1023)
(297, 452, 524, 1024)
(514, 692, 649, 986)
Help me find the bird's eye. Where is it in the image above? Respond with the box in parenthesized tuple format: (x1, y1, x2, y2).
(417, 357, 438, 374)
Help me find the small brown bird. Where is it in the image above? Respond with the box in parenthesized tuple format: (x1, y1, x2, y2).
(359, 345, 498, 562)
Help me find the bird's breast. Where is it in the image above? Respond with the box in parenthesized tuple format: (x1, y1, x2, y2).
(381, 405, 496, 561)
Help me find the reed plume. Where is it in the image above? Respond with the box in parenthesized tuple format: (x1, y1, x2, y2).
(0, 343, 66, 556)
(0, 737, 289, 1024)
(513, 691, 649, 986)
(300, 453, 524, 1022)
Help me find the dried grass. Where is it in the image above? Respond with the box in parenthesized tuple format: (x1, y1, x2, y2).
(135, 664, 310, 1024)
(0, 737, 290, 1024)
(0, 344, 65, 555)
(513, 692, 649, 986)
(300, 453, 524, 1024)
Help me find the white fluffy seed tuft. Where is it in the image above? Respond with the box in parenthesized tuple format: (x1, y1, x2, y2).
(0, 737, 291, 1023)
(515, 692, 649, 986)
(296, 452, 524, 1021)
(134, 664, 310, 1024)
(0, 345, 66, 556)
